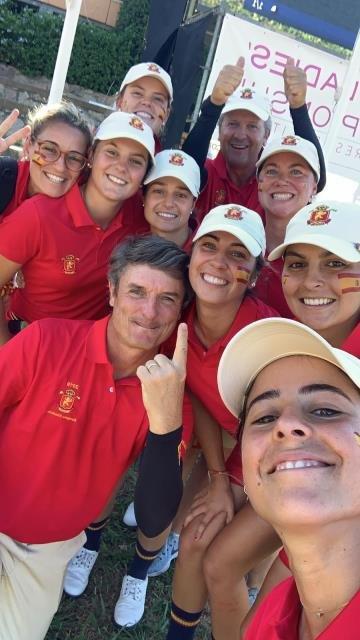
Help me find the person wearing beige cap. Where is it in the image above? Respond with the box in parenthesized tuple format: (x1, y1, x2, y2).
(143, 149, 201, 251)
(0, 111, 154, 345)
(163, 204, 279, 640)
(217, 317, 360, 640)
(253, 134, 320, 316)
(115, 61, 172, 150)
(183, 57, 325, 222)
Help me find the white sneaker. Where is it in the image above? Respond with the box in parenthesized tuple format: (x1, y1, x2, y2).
(63, 547, 98, 597)
(148, 532, 179, 577)
(114, 574, 148, 627)
(122, 501, 137, 528)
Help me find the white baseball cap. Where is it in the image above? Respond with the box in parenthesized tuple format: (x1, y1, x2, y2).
(268, 200, 360, 262)
(256, 135, 320, 183)
(119, 62, 173, 103)
(192, 204, 266, 257)
(222, 88, 271, 121)
(218, 317, 360, 418)
(94, 111, 155, 163)
(144, 149, 200, 197)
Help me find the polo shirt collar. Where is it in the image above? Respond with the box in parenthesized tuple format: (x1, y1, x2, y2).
(213, 151, 257, 189)
(85, 315, 111, 364)
(272, 579, 302, 639)
(65, 183, 126, 232)
(341, 323, 360, 357)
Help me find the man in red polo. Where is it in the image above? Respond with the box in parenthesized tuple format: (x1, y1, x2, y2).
(218, 318, 360, 640)
(183, 57, 326, 221)
(0, 235, 191, 640)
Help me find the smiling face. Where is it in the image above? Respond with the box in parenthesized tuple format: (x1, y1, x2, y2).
(282, 244, 360, 344)
(25, 122, 88, 198)
(116, 76, 170, 136)
(242, 356, 360, 531)
(87, 138, 149, 205)
(144, 176, 195, 235)
(108, 264, 184, 352)
(189, 230, 257, 311)
(219, 109, 269, 171)
(258, 152, 317, 222)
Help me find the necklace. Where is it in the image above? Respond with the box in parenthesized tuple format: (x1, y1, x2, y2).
(301, 600, 350, 618)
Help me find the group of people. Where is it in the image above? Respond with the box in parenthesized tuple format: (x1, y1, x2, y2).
(0, 53, 359, 640)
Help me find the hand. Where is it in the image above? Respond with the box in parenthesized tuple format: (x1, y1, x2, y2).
(283, 57, 307, 109)
(211, 56, 245, 106)
(137, 323, 188, 435)
(0, 109, 31, 154)
(184, 474, 234, 539)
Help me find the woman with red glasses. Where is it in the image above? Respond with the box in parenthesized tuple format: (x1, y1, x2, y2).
(0, 102, 92, 218)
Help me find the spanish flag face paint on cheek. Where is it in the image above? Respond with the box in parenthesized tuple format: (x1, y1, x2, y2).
(32, 152, 47, 167)
(236, 266, 251, 284)
(338, 272, 360, 294)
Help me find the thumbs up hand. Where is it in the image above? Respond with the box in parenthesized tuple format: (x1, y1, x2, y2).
(211, 57, 245, 106)
(137, 323, 188, 434)
(283, 57, 307, 109)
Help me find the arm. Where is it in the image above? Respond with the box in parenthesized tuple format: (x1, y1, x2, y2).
(0, 254, 22, 345)
(284, 58, 326, 192)
(183, 58, 245, 189)
(0, 321, 40, 408)
(135, 323, 188, 537)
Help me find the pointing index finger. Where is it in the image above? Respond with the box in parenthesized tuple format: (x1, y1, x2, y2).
(172, 323, 188, 369)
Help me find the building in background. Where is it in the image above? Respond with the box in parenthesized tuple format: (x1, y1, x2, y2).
(8, 0, 121, 27)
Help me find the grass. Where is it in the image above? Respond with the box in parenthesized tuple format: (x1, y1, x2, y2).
(45, 468, 211, 640)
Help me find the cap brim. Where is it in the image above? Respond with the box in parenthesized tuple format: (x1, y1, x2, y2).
(94, 131, 155, 164)
(256, 147, 320, 183)
(192, 223, 262, 256)
(217, 318, 360, 417)
(222, 103, 269, 121)
(144, 167, 199, 197)
(268, 234, 360, 262)
(120, 73, 172, 102)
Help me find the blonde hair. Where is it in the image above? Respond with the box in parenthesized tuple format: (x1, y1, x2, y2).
(27, 101, 92, 149)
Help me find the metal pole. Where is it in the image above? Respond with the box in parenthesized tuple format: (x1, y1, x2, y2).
(184, 0, 198, 21)
(48, 0, 82, 104)
(322, 28, 360, 162)
(188, 5, 225, 129)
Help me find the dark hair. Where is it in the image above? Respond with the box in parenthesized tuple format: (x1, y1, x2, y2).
(108, 235, 192, 308)
(28, 101, 92, 150)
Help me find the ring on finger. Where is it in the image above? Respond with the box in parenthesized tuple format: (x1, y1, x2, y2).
(147, 362, 158, 372)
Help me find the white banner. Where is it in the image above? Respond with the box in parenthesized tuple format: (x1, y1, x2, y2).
(204, 14, 360, 184)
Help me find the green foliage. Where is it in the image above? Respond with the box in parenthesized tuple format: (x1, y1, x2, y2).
(0, 0, 151, 94)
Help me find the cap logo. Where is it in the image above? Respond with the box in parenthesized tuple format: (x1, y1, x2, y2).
(282, 135, 297, 145)
(354, 243, 360, 253)
(129, 116, 144, 131)
(307, 205, 333, 226)
(240, 88, 253, 99)
(224, 206, 244, 221)
(169, 153, 184, 166)
(147, 63, 160, 73)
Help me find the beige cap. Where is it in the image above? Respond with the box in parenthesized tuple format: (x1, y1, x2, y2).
(144, 149, 200, 197)
(119, 62, 173, 103)
(193, 204, 266, 257)
(222, 88, 271, 121)
(218, 317, 360, 418)
(256, 135, 320, 183)
(268, 200, 360, 262)
(94, 111, 155, 163)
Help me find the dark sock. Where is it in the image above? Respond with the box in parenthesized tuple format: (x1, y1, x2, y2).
(127, 541, 163, 580)
(166, 601, 202, 639)
(84, 517, 109, 552)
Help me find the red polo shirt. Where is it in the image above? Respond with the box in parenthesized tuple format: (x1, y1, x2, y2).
(184, 294, 279, 437)
(254, 257, 293, 319)
(341, 323, 360, 357)
(194, 152, 265, 222)
(244, 577, 360, 640)
(1, 160, 30, 218)
(0, 315, 192, 544)
(0, 183, 146, 322)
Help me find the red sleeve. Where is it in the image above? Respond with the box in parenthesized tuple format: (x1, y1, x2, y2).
(0, 199, 41, 264)
(0, 322, 41, 410)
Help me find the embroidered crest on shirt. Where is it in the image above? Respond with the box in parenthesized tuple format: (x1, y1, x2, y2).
(224, 206, 244, 221)
(169, 153, 184, 166)
(214, 188, 226, 205)
(58, 388, 80, 413)
(147, 63, 160, 73)
(241, 88, 253, 99)
(306, 205, 333, 226)
(62, 255, 80, 275)
(129, 116, 144, 131)
(281, 135, 298, 145)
